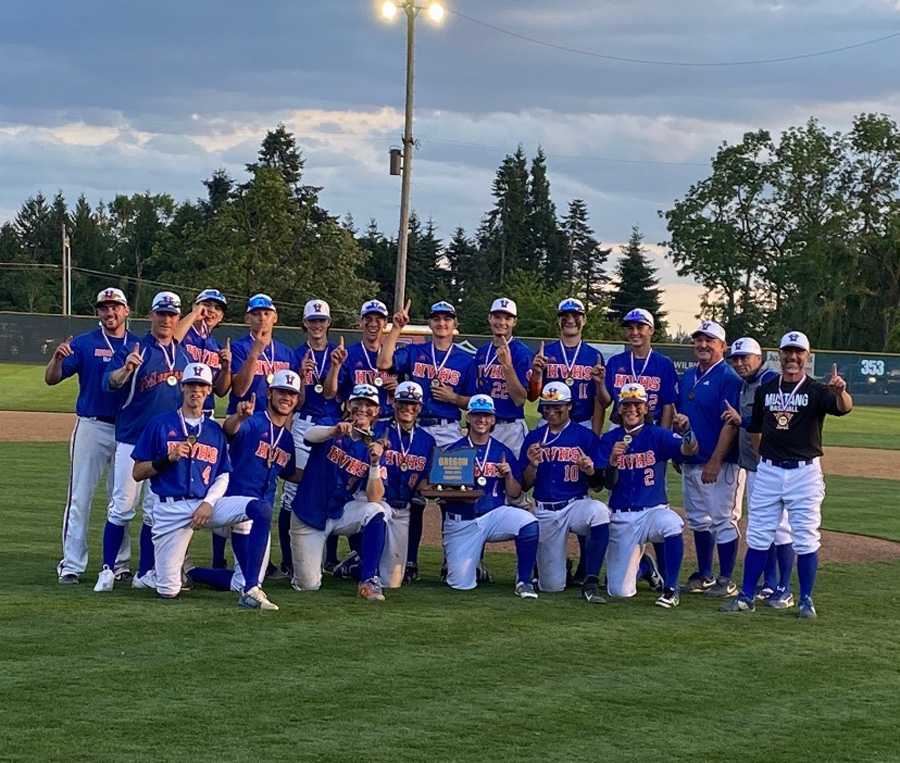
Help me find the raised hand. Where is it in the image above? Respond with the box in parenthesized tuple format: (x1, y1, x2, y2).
(721, 401, 741, 427)
(334, 421, 353, 437)
(331, 336, 348, 367)
(125, 343, 143, 373)
(368, 439, 385, 464)
(531, 340, 547, 376)
(168, 441, 192, 462)
(672, 412, 690, 433)
(380, 374, 398, 392)
(577, 452, 595, 475)
(496, 336, 513, 369)
(496, 451, 511, 477)
(301, 349, 316, 375)
(237, 392, 256, 419)
(526, 442, 543, 467)
(610, 440, 628, 465)
(590, 361, 606, 384)
(827, 362, 847, 393)
(392, 299, 411, 331)
(219, 336, 232, 367)
(53, 336, 74, 360)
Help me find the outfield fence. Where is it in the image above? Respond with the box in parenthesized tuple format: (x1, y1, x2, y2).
(3, 311, 899, 407)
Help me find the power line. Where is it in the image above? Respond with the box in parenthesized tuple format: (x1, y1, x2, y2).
(451, 9, 900, 68)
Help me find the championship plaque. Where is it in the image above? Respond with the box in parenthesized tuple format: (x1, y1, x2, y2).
(419, 446, 483, 500)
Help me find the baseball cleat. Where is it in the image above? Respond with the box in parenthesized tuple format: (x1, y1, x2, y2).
(704, 576, 738, 598)
(358, 576, 385, 602)
(403, 562, 419, 584)
(655, 587, 680, 609)
(514, 581, 538, 600)
(114, 569, 133, 583)
(476, 562, 494, 584)
(720, 594, 756, 613)
(638, 553, 663, 592)
(93, 566, 115, 592)
(440, 563, 448, 583)
(797, 596, 817, 619)
(239, 586, 279, 611)
(58, 573, 80, 585)
(765, 587, 795, 609)
(322, 560, 337, 574)
(683, 572, 716, 593)
(132, 570, 158, 590)
(755, 585, 776, 601)
(332, 551, 360, 580)
(580, 575, 606, 605)
(266, 562, 290, 580)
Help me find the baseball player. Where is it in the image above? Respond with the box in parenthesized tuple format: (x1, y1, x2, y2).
(528, 297, 609, 435)
(377, 299, 473, 581)
(677, 319, 745, 597)
(442, 395, 539, 598)
(131, 363, 277, 609)
(288, 383, 392, 602)
(45, 287, 138, 584)
(722, 332, 852, 619)
(94, 291, 192, 593)
(598, 383, 698, 608)
(467, 298, 532, 455)
(187, 369, 304, 601)
(603, 308, 678, 428)
(519, 382, 611, 603)
(725, 338, 795, 607)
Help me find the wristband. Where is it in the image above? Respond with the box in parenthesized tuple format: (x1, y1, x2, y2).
(682, 429, 695, 446)
(152, 457, 173, 473)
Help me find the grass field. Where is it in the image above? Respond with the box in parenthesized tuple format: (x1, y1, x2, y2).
(3, 442, 900, 761)
(4, 362, 900, 449)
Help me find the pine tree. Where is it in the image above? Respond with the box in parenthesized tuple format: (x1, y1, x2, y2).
(608, 225, 668, 336)
(527, 148, 568, 283)
(201, 169, 234, 218)
(444, 226, 478, 309)
(358, 219, 396, 306)
(563, 198, 608, 309)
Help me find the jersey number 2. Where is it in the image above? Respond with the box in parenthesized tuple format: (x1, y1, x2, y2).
(643, 468, 654, 487)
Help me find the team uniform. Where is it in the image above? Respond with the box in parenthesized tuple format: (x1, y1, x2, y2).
(604, 349, 678, 425)
(289, 428, 389, 591)
(99, 333, 191, 578)
(467, 338, 532, 454)
(181, 325, 223, 416)
(373, 420, 435, 587)
(442, 435, 538, 591)
(540, 340, 604, 429)
(520, 421, 610, 592)
(339, 342, 397, 423)
(226, 334, 296, 415)
(678, 358, 745, 583)
(388, 341, 473, 448)
(598, 425, 686, 597)
(56, 325, 138, 578)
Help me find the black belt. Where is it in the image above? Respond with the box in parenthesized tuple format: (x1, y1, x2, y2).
(763, 458, 813, 470)
(419, 417, 457, 427)
(611, 506, 647, 514)
(94, 415, 116, 424)
(538, 497, 583, 512)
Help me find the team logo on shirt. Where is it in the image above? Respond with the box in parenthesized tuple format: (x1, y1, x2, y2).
(167, 440, 219, 464)
(614, 449, 658, 469)
(184, 343, 222, 369)
(326, 444, 368, 477)
(140, 370, 182, 392)
(613, 373, 661, 392)
(254, 441, 291, 467)
(532, 446, 584, 464)
(384, 450, 427, 472)
(94, 348, 114, 359)
(412, 361, 461, 386)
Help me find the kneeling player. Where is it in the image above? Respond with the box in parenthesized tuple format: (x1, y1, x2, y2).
(131, 364, 276, 609)
(289, 384, 391, 601)
(520, 382, 610, 603)
(598, 383, 698, 608)
(442, 395, 539, 598)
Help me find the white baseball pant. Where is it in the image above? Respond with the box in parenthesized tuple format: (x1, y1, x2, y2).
(381, 504, 410, 589)
(105, 440, 154, 568)
(535, 497, 610, 592)
(747, 459, 824, 555)
(682, 462, 745, 544)
(490, 420, 528, 458)
(746, 470, 792, 546)
(444, 506, 536, 590)
(421, 420, 464, 449)
(606, 506, 682, 597)
(280, 414, 316, 511)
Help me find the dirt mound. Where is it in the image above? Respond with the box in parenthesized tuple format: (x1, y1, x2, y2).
(0, 411, 75, 441)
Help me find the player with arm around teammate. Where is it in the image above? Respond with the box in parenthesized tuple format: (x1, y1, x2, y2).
(45, 287, 138, 584)
(442, 395, 540, 598)
(185, 370, 304, 606)
(722, 332, 852, 619)
(598, 383, 698, 608)
(289, 384, 392, 602)
(520, 382, 611, 603)
(175, 289, 233, 414)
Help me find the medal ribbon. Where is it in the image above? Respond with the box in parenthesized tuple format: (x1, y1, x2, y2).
(689, 357, 724, 397)
(776, 374, 807, 412)
(177, 410, 203, 454)
(265, 411, 286, 467)
(560, 340, 582, 380)
(430, 342, 454, 385)
(363, 345, 383, 385)
(629, 349, 652, 383)
(97, 322, 121, 355)
(468, 436, 492, 478)
(159, 339, 176, 376)
(306, 343, 326, 383)
(396, 423, 415, 466)
(541, 419, 571, 446)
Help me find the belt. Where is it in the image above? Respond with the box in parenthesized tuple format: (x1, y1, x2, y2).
(92, 415, 116, 424)
(419, 417, 457, 427)
(763, 458, 813, 470)
(161, 496, 195, 504)
(611, 506, 647, 514)
(537, 498, 581, 512)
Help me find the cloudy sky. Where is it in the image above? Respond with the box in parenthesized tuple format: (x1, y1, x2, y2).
(3, 0, 899, 331)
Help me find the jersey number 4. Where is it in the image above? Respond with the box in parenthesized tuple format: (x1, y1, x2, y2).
(201, 465, 212, 486)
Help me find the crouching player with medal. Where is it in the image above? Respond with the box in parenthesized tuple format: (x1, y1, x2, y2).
(598, 383, 699, 608)
(131, 364, 278, 609)
(441, 395, 540, 598)
(185, 370, 304, 608)
(289, 383, 392, 602)
(520, 382, 611, 603)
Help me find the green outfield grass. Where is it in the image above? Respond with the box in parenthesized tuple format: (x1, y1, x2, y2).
(2, 442, 900, 761)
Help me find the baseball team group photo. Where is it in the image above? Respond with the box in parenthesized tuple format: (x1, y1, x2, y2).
(3, 2, 900, 761)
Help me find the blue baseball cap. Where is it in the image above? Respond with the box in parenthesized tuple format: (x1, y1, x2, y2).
(151, 291, 181, 315)
(467, 394, 496, 415)
(195, 288, 227, 306)
(360, 299, 389, 318)
(622, 308, 655, 328)
(429, 301, 456, 318)
(558, 297, 586, 315)
(246, 293, 276, 313)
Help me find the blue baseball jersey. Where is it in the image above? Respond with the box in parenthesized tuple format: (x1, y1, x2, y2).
(678, 360, 743, 464)
(541, 340, 604, 423)
(131, 410, 231, 499)
(443, 436, 522, 520)
(225, 412, 296, 504)
(467, 338, 532, 420)
(291, 431, 371, 530)
(391, 342, 473, 422)
(182, 325, 223, 413)
(227, 335, 297, 415)
(604, 349, 678, 423)
(597, 425, 684, 511)
(297, 342, 342, 421)
(339, 342, 397, 419)
(60, 327, 139, 419)
(106, 334, 191, 445)
(519, 421, 602, 503)
(373, 421, 435, 506)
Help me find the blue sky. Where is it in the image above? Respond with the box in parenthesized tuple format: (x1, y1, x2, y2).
(2, 0, 899, 331)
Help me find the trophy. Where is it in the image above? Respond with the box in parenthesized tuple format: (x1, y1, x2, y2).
(419, 445, 484, 500)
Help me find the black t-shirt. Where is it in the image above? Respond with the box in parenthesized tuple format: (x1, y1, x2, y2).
(749, 376, 848, 461)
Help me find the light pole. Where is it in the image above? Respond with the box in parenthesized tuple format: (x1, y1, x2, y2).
(380, 1, 445, 312)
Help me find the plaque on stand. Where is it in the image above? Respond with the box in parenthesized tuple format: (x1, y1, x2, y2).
(419, 446, 484, 501)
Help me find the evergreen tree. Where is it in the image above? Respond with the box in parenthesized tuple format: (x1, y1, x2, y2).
(70, 195, 117, 312)
(201, 169, 234, 218)
(358, 219, 396, 307)
(444, 226, 478, 309)
(527, 148, 568, 283)
(563, 198, 608, 309)
(609, 226, 668, 336)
